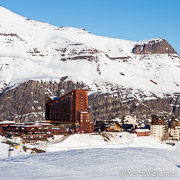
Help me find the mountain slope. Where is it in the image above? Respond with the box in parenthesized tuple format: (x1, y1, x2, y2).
(0, 6, 180, 122)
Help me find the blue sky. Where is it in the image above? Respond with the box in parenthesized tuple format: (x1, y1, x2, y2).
(0, 0, 180, 54)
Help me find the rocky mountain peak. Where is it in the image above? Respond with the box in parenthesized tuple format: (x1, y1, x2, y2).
(132, 38, 177, 55)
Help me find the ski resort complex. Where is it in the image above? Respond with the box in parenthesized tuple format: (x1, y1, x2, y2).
(0, 3, 180, 179)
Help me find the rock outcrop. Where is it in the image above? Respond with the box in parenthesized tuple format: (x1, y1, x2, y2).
(132, 39, 177, 55)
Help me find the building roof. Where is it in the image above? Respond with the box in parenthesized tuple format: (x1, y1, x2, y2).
(135, 129, 150, 133)
(46, 89, 88, 105)
(79, 111, 89, 114)
(0, 121, 15, 124)
(35, 122, 52, 126)
(10, 124, 42, 128)
(105, 121, 122, 128)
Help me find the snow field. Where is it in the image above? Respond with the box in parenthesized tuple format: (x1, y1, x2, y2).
(0, 147, 179, 180)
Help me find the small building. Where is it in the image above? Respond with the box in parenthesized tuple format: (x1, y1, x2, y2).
(0, 121, 15, 134)
(122, 114, 137, 129)
(134, 129, 150, 136)
(94, 121, 106, 132)
(77, 111, 94, 133)
(21, 134, 52, 141)
(105, 122, 123, 132)
(3, 123, 54, 136)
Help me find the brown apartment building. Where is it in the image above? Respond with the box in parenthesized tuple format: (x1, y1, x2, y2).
(150, 115, 169, 141)
(169, 117, 180, 140)
(45, 89, 94, 133)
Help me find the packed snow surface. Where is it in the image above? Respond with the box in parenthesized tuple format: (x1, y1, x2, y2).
(1, 133, 180, 179)
(0, 148, 180, 180)
(0, 6, 180, 97)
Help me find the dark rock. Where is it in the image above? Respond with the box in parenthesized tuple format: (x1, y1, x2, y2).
(132, 39, 177, 55)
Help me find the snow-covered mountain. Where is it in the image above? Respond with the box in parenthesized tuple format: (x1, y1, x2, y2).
(0, 6, 180, 122)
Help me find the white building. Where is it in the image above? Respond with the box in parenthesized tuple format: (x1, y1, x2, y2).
(150, 125, 167, 140)
(169, 119, 180, 140)
(122, 114, 137, 128)
(169, 127, 180, 140)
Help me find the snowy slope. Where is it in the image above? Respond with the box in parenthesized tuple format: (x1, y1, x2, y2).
(1, 133, 179, 158)
(0, 148, 180, 180)
(0, 136, 27, 158)
(1, 133, 180, 179)
(0, 6, 180, 97)
(28, 133, 179, 152)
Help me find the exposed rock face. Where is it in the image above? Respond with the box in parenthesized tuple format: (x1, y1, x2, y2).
(88, 93, 176, 121)
(132, 39, 177, 55)
(58, 44, 100, 62)
(0, 79, 180, 123)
